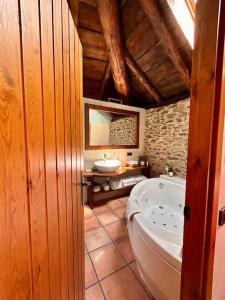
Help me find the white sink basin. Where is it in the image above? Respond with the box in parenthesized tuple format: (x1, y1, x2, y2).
(94, 159, 121, 173)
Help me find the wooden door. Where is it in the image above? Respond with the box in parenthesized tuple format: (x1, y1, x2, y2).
(0, 0, 84, 299)
(181, 0, 225, 299)
(211, 2, 225, 298)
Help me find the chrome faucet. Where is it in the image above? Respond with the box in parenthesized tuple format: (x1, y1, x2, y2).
(103, 153, 108, 161)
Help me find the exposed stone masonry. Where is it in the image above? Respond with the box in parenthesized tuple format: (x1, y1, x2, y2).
(144, 99, 190, 178)
(109, 116, 136, 145)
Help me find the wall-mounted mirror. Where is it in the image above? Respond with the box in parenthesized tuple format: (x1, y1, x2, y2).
(85, 104, 140, 150)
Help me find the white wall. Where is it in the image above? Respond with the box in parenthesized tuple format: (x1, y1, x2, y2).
(84, 98, 146, 171)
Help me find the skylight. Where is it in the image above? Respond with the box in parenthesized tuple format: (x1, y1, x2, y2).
(167, 0, 195, 48)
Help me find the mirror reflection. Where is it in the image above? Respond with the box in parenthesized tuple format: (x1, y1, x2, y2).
(85, 105, 139, 149)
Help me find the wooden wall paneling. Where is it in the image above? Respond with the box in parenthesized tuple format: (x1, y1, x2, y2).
(62, 1, 75, 298)
(78, 28, 108, 61)
(20, 0, 50, 298)
(121, 0, 146, 39)
(39, 0, 61, 298)
(136, 43, 167, 73)
(69, 12, 79, 299)
(158, 0, 192, 67)
(83, 58, 106, 81)
(53, 0, 70, 298)
(78, 2, 103, 33)
(0, 1, 32, 298)
(138, 0, 190, 87)
(83, 78, 100, 99)
(125, 51, 161, 103)
(125, 18, 158, 60)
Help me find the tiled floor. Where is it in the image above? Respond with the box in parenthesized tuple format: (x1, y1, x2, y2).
(84, 197, 153, 300)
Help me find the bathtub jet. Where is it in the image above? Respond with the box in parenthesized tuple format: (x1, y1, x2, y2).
(127, 175, 185, 300)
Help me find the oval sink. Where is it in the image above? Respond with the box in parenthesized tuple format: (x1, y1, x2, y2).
(94, 159, 121, 173)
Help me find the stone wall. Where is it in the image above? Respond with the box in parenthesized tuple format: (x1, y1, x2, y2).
(109, 116, 136, 145)
(144, 98, 190, 178)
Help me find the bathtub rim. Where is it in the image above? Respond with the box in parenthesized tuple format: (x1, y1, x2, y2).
(131, 212, 182, 271)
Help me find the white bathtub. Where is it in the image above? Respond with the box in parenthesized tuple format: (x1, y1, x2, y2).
(127, 175, 185, 300)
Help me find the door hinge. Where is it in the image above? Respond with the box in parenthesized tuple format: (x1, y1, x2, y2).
(184, 205, 191, 221)
(218, 207, 225, 226)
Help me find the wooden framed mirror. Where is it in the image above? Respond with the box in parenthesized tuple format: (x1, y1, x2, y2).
(85, 104, 140, 150)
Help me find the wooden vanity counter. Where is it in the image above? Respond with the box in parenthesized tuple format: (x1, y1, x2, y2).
(83, 166, 151, 208)
(83, 165, 151, 177)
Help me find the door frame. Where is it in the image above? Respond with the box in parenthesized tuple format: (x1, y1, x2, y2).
(181, 0, 225, 299)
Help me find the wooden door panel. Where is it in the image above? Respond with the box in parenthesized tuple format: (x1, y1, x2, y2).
(76, 35, 85, 300)
(0, 0, 84, 299)
(39, 0, 61, 298)
(69, 14, 79, 300)
(212, 12, 225, 298)
(62, 1, 75, 299)
(20, 0, 50, 298)
(53, 0, 70, 298)
(181, 0, 225, 299)
(0, 1, 32, 298)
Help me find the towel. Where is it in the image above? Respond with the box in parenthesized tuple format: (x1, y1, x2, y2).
(126, 194, 142, 223)
(135, 175, 147, 183)
(122, 177, 136, 187)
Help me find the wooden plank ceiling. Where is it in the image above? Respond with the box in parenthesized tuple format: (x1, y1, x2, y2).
(77, 0, 192, 107)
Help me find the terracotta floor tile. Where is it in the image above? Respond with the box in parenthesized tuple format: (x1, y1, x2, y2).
(107, 199, 124, 210)
(129, 262, 154, 299)
(105, 219, 128, 241)
(130, 261, 143, 281)
(85, 284, 105, 300)
(100, 266, 150, 300)
(114, 206, 127, 219)
(85, 214, 101, 232)
(96, 210, 119, 226)
(85, 254, 97, 288)
(90, 243, 126, 280)
(84, 205, 93, 218)
(93, 204, 111, 215)
(115, 235, 135, 263)
(85, 227, 111, 252)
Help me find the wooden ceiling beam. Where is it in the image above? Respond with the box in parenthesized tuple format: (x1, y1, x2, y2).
(98, 61, 111, 99)
(96, 0, 130, 102)
(138, 0, 191, 87)
(125, 52, 161, 103)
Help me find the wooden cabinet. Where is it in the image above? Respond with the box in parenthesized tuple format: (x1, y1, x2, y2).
(84, 166, 151, 208)
(0, 0, 84, 299)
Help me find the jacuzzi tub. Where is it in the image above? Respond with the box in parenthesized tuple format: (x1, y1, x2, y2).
(127, 175, 185, 300)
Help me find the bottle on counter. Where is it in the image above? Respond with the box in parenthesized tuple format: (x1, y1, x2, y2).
(168, 167, 174, 177)
(165, 164, 169, 175)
